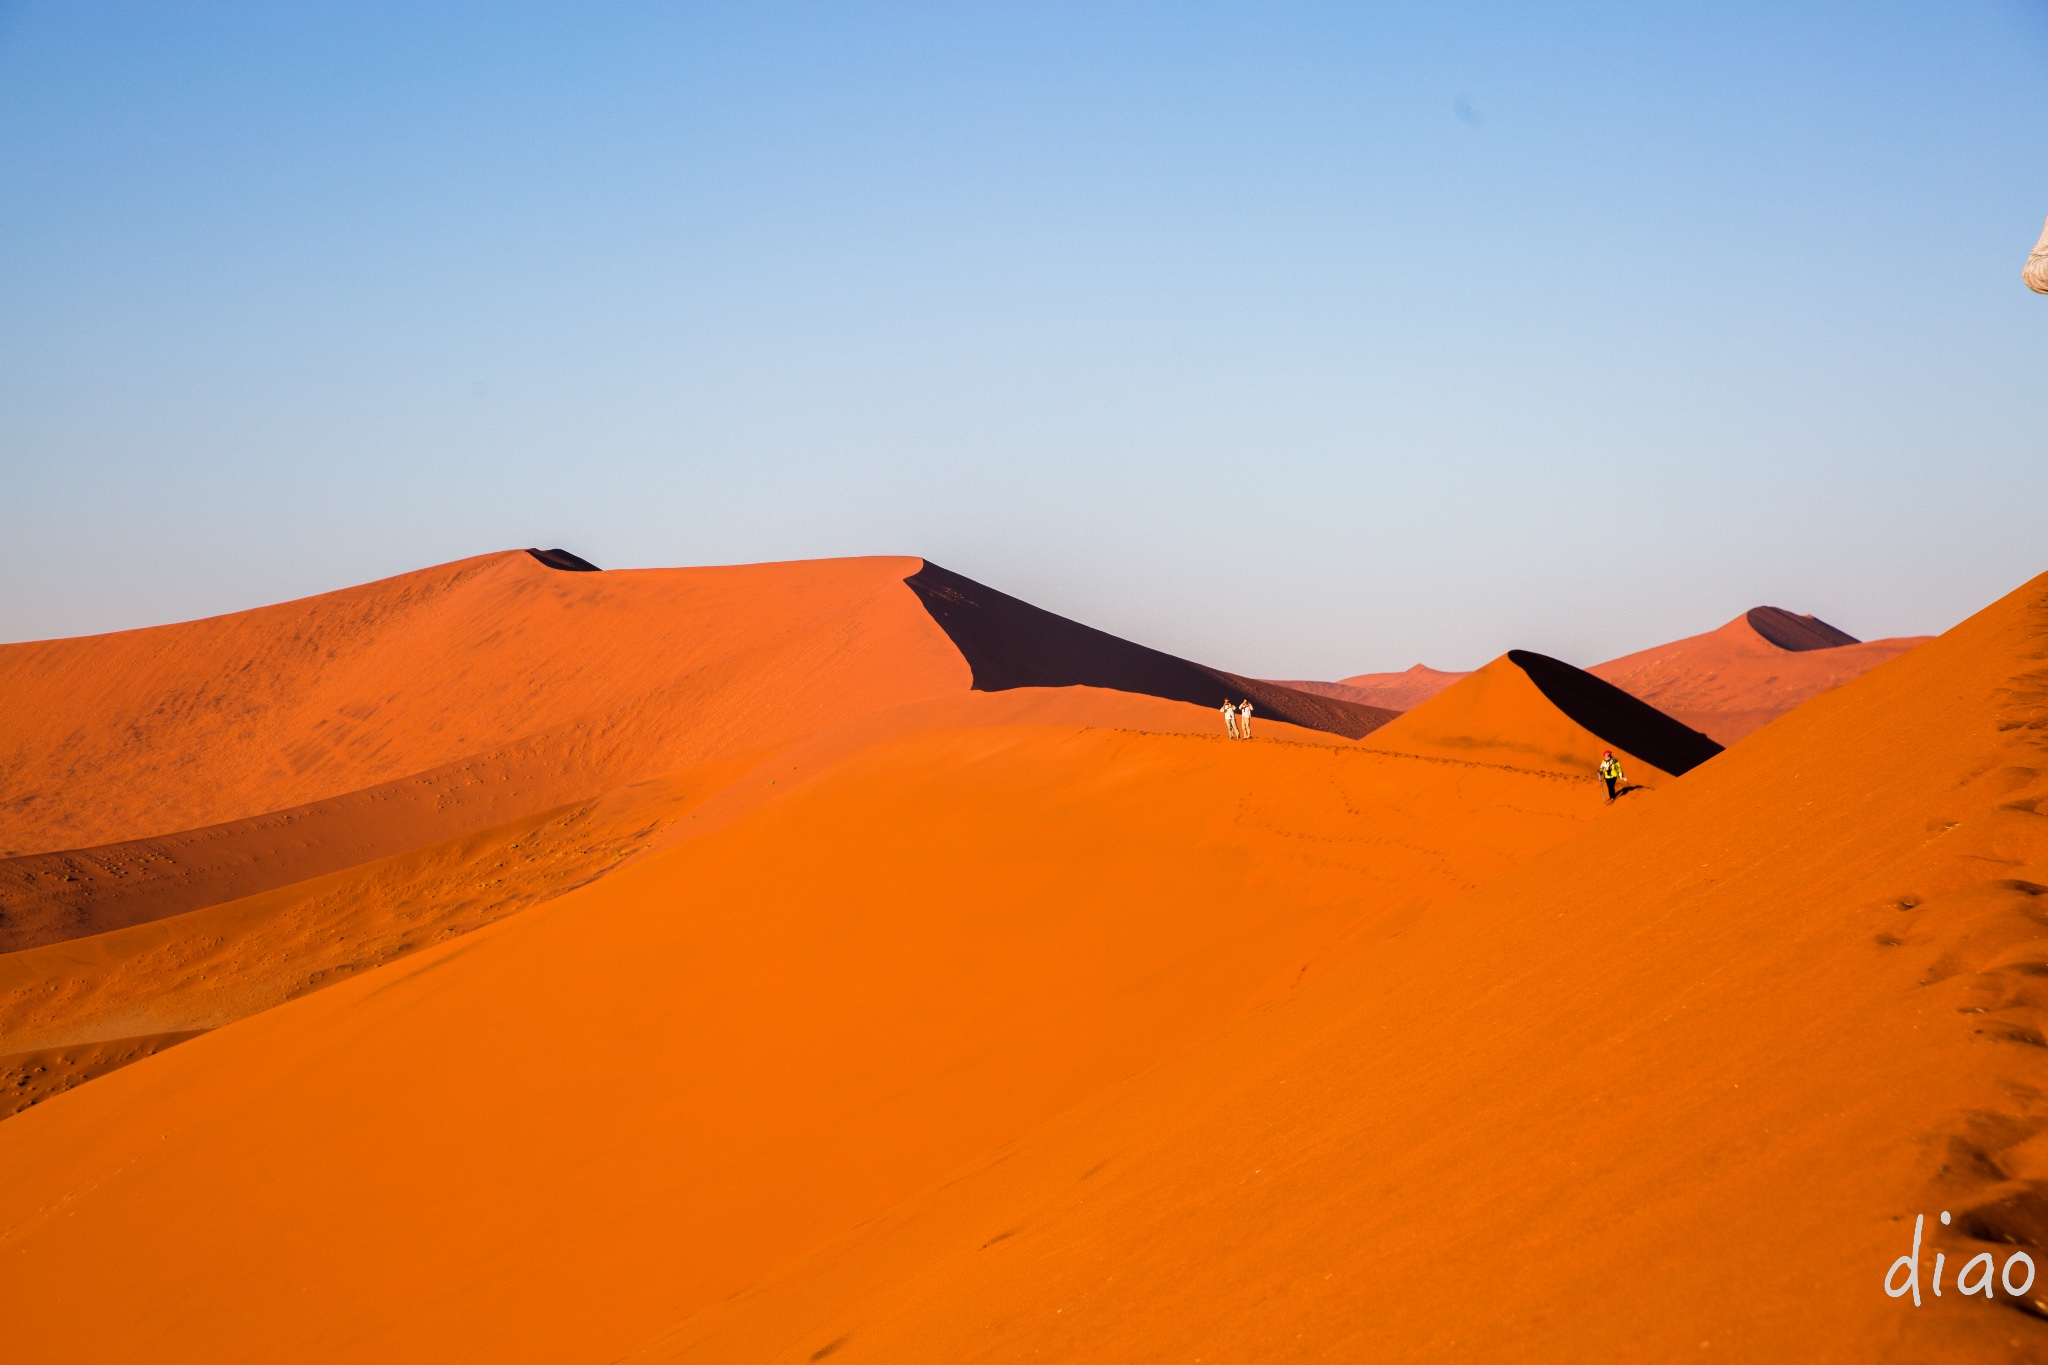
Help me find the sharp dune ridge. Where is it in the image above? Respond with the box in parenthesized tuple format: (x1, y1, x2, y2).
(1506, 648, 1722, 776)
(1746, 604, 1862, 651)
(905, 560, 1397, 739)
(0, 549, 2035, 1362)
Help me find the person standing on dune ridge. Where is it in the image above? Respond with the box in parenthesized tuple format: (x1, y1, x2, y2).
(1598, 750, 1624, 803)
(1238, 700, 1254, 739)
(1222, 700, 1240, 739)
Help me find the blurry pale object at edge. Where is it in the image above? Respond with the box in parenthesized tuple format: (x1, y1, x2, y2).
(2026, 214, 2048, 294)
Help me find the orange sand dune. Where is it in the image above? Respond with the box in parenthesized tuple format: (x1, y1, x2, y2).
(0, 550, 966, 854)
(1278, 663, 1473, 711)
(0, 551, 1381, 864)
(622, 571, 2048, 1364)
(1592, 606, 1931, 744)
(1362, 650, 1718, 783)
(0, 686, 1345, 1118)
(0, 547, 1378, 1122)
(0, 705, 1616, 1362)
(1301, 607, 1924, 739)
(0, 776, 715, 1107)
(0, 545, 2006, 1362)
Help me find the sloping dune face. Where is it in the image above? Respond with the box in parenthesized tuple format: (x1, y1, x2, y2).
(0, 683, 1363, 1118)
(1361, 650, 1718, 782)
(5, 546, 2019, 1363)
(905, 561, 1395, 739)
(0, 703, 1615, 1362)
(1592, 607, 1930, 745)
(1507, 648, 1722, 776)
(0, 550, 966, 856)
(0, 552, 973, 1108)
(625, 572, 2048, 1365)
(0, 551, 1397, 1119)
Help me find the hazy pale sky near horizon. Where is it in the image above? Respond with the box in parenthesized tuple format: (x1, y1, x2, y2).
(3, 2, 2044, 676)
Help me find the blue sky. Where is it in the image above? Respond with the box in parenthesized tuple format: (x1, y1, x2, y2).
(3, 2, 2044, 675)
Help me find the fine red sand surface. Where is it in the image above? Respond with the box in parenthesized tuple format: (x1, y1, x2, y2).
(0, 685, 1351, 1115)
(0, 550, 975, 1106)
(0, 552, 2038, 1362)
(0, 707, 1612, 1361)
(0, 553, 1370, 1113)
(1591, 608, 1932, 745)
(623, 571, 2048, 1364)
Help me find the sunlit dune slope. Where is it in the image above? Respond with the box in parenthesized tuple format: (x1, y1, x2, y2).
(0, 550, 966, 855)
(1362, 650, 1720, 782)
(0, 687, 1342, 1117)
(0, 770, 720, 1116)
(1591, 606, 1930, 745)
(1, 550, 1375, 884)
(626, 571, 2048, 1365)
(0, 547, 1387, 1120)
(0, 709, 1614, 1363)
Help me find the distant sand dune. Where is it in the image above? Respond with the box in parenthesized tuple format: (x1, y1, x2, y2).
(1298, 605, 1926, 746)
(1589, 606, 1929, 744)
(1273, 664, 1472, 712)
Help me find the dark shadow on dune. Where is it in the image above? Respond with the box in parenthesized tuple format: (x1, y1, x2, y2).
(1506, 650, 1724, 777)
(528, 548, 601, 572)
(904, 562, 1396, 741)
(1746, 606, 1857, 651)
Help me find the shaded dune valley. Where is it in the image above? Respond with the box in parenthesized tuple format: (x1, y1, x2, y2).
(0, 550, 2042, 1364)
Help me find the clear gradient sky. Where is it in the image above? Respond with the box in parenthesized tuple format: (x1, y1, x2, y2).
(3, 3, 2044, 676)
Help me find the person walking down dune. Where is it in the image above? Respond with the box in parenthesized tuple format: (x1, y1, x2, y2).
(1222, 700, 1240, 739)
(1237, 700, 1254, 740)
(1598, 751, 1624, 803)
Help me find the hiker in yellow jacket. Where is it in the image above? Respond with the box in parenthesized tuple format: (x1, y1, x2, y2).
(1598, 751, 1624, 803)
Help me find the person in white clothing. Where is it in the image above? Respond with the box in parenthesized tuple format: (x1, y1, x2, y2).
(1221, 700, 1240, 739)
(1237, 700, 1254, 739)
